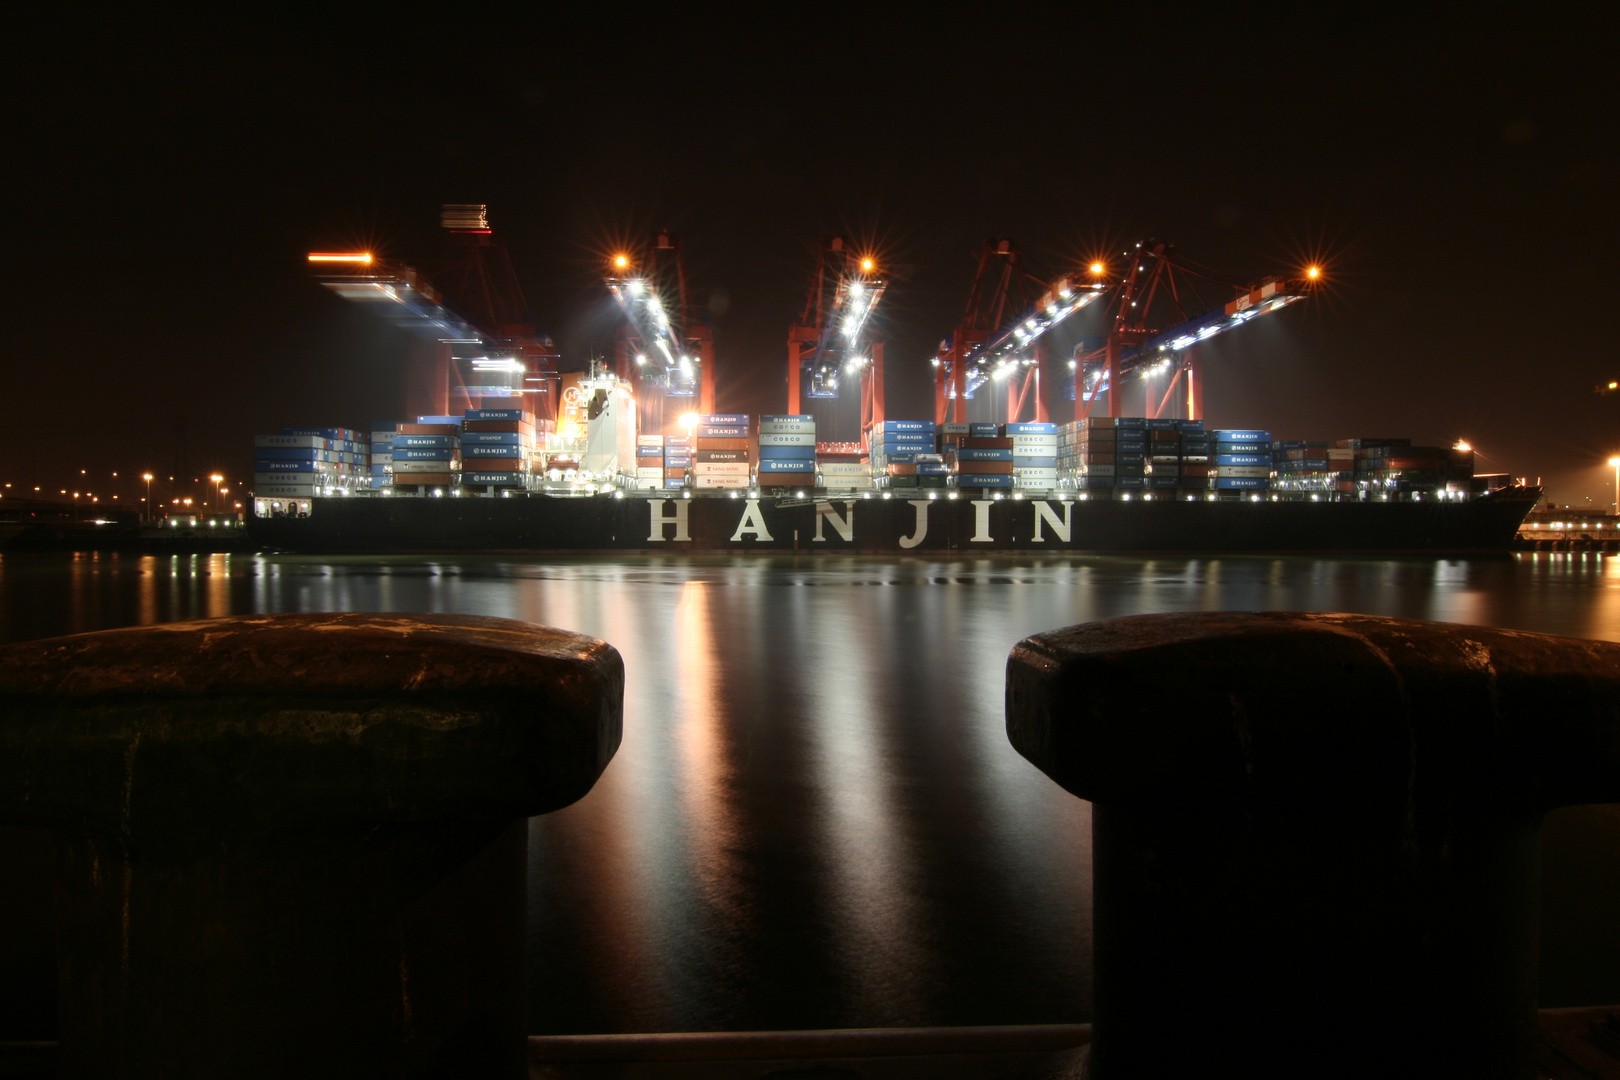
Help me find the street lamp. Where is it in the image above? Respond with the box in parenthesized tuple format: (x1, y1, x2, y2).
(210, 474, 224, 513)
(1608, 457, 1620, 515)
(143, 473, 154, 522)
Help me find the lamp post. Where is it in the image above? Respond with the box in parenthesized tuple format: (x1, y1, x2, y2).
(143, 473, 154, 523)
(210, 474, 224, 513)
(1608, 458, 1620, 517)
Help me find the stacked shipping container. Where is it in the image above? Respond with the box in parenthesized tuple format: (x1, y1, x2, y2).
(757, 415, 817, 489)
(253, 429, 365, 500)
(868, 421, 939, 491)
(633, 436, 665, 490)
(461, 408, 536, 490)
(1005, 422, 1058, 492)
(693, 415, 750, 490)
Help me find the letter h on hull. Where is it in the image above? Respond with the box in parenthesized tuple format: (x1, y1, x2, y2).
(648, 500, 691, 542)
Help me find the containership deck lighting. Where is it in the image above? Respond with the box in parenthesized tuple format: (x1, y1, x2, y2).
(307, 252, 374, 264)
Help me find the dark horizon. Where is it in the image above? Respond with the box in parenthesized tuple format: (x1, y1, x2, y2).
(3, 11, 1615, 507)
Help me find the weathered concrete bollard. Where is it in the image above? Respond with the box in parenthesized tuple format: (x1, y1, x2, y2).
(0, 613, 623, 1080)
(1006, 612, 1620, 1080)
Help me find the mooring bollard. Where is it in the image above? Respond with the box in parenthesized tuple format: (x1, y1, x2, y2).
(0, 613, 623, 1080)
(1006, 612, 1620, 1080)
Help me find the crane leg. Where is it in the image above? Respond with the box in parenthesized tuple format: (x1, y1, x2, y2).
(1034, 341, 1050, 424)
(787, 340, 799, 418)
(1187, 352, 1203, 422)
(698, 339, 716, 416)
(871, 341, 885, 429)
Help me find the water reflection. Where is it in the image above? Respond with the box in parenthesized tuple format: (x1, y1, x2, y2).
(5, 552, 1620, 1031)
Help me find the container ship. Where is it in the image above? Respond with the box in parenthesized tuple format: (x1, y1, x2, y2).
(245, 403, 1539, 555)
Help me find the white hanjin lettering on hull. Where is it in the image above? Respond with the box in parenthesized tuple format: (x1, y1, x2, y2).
(898, 501, 930, 549)
(971, 500, 995, 543)
(648, 500, 691, 542)
(813, 501, 855, 542)
(1031, 501, 1072, 543)
(730, 500, 774, 542)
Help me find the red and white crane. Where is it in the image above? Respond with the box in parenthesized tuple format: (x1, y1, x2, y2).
(932, 239, 1107, 425)
(787, 237, 886, 444)
(1072, 239, 1320, 421)
(605, 229, 715, 434)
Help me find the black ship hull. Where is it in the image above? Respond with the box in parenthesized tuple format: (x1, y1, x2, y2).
(247, 487, 1540, 555)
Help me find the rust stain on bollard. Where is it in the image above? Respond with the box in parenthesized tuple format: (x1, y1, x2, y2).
(0, 613, 624, 1080)
(1006, 612, 1620, 1080)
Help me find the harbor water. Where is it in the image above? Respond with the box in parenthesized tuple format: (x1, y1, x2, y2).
(2, 550, 1619, 1034)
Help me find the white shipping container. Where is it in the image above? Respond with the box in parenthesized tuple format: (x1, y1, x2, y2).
(1216, 466, 1272, 478)
(254, 472, 332, 486)
(758, 420, 816, 435)
(757, 432, 817, 446)
(255, 484, 321, 497)
(692, 462, 751, 477)
(1014, 468, 1060, 481)
(392, 460, 462, 473)
(694, 475, 749, 489)
(818, 462, 869, 475)
(634, 468, 664, 479)
(254, 435, 329, 449)
(1011, 434, 1060, 450)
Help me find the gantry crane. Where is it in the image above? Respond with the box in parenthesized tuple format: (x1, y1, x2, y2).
(306, 204, 559, 420)
(605, 229, 714, 434)
(787, 237, 886, 444)
(1072, 239, 1320, 421)
(932, 240, 1107, 425)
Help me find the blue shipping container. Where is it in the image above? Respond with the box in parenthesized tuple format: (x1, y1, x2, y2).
(757, 444, 816, 460)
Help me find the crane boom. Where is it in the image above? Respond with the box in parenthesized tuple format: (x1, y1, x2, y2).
(1118, 275, 1310, 371)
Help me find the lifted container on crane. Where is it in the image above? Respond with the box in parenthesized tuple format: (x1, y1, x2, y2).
(306, 205, 560, 421)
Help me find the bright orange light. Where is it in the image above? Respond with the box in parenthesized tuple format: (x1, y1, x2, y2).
(613, 254, 630, 269)
(1306, 265, 1322, 279)
(1089, 262, 1104, 275)
(679, 412, 699, 433)
(307, 252, 374, 264)
(860, 258, 875, 273)
(1455, 440, 1472, 453)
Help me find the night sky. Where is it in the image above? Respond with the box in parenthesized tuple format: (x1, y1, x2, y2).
(4, 10, 1615, 509)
